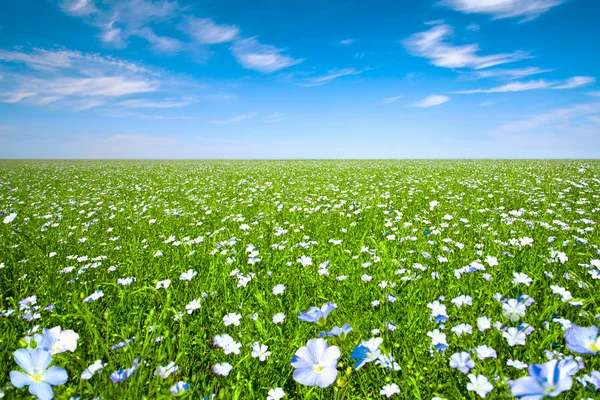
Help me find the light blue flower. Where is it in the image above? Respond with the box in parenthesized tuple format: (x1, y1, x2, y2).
(511, 359, 579, 399)
(9, 348, 68, 400)
(564, 324, 599, 354)
(170, 381, 190, 395)
(110, 359, 139, 383)
(318, 323, 352, 338)
(351, 337, 383, 369)
(298, 303, 337, 326)
(449, 352, 475, 374)
(291, 338, 340, 388)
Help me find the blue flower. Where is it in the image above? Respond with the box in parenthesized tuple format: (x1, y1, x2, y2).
(170, 381, 190, 395)
(351, 337, 383, 369)
(298, 303, 337, 326)
(291, 338, 340, 388)
(564, 324, 599, 354)
(318, 323, 352, 338)
(511, 359, 579, 399)
(9, 348, 68, 400)
(449, 351, 475, 374)
(110, 359, 139, 383)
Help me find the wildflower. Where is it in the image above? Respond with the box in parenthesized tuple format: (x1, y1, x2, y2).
(34, 326, 79, 354)
(3, 213, 17, 224)
(351, 338, 383, 369)
(83, 290, 104, 303)
(507, 359, 528, 370)
(9, 348, 68, 400)
(466, 374, 494, 398)
(267, 387, 286, 400)
(185, 299, 201, 314)
(298, 302, 337, 326)
(427, 329, 448, 352)
(504, 327, 526, 347)
(477, 317, 491, 331)
(564, 324, 600, 354)
(272, 284, 286, 295)
(213, 362, 233, 376)
(179, 269, 197, 281)
(450, 352, 475, 374)
(272, 313, 286, 324)
(291, 338, 340, 388)
(117, 277, 135, 286)
(502, 299, 526, 322)
(511, 359, 578, 399)
(512, 272, 533, 286)
(427, 300, 448, 323)
(451, 323, 472, 336)
(451, 295, 472, 307)
(297, 256, 312, 267)
(223, 313, 242, 326)
(380, 383, 401, 397)
(81, 360, 105, 380)
(319, 323, 353, 338)
(475, 345, 497, 360)
(156, 279, 171, 289)
(251, 343, 271, 361)
(154, 362, 178, 379)
(170, 381, 189, 395)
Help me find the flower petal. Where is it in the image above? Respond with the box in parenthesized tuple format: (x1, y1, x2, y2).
(10, 370, 34, 388)
(44, 366, 68, 386)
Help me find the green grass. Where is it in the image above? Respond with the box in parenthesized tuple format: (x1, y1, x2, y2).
(1, 160, 599, 399)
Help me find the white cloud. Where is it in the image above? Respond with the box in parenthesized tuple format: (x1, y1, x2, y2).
(116, 98, 195, 108)
(498, 102, 600, 132)
(403, 24, 528, 70)
(60, 0, 98, 17)
(468, 67, 553, 79)
(35, 76, 158, 97)
(135, 28, 184, 54)
(105, 134, 178, 147)
(182, 17, 240, 44)
(466, 23, 480, 31)
(456, 79, 550, 93)
(59, 0, 180, 50)
(0, 48, 82, 71)
(265, 113, 285, 122)
(553, 76, 596, 89)
(480, 100, 495, 106)
(211, 113, 257, 124)
(441, 0, 565, 21)
(73, 98, 106, 111)
(340, 39, 354, 45)
(588, 92, 600, 98)
(230, 38, 303, 73)
(297, 68, 367, 87)
(3, 92, 37, 103)
(381, 95, 403, 105)
(412, 94, 451, 107)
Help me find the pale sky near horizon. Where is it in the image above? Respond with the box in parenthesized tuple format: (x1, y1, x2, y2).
(0, 0, 599, 158)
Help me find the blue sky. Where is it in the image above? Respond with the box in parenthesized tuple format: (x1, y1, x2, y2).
(0, 0, 599, 158)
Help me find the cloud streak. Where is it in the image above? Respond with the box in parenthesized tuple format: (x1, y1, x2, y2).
(403, 24, 529, 70)
(498, 102, 600, 132)
(210, 113, 257, 124)
(412, 94, 451, 107)
(441, 0, 565, 22)
(230, 37, 303, 73)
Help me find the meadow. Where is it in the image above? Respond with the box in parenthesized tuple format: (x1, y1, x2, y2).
(0, 160, 599, 400)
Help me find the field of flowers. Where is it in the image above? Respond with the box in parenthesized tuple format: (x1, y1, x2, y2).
(1, 160, 599, 400)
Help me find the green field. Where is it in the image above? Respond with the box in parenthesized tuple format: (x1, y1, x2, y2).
(1, 160, 599, 399)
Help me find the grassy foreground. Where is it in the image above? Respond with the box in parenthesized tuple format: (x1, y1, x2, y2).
(1, 160, 599, 399)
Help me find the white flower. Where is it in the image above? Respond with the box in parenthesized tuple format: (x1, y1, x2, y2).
(272, 284, 286, 295)
(380, 383, 401, 397)
(251, 343, 271, 361)
(81, 360, 105, 380)
(156, 279, 171, 289)
(179, 269, 197, 281)
(154, 362, 178, 379)
(503, 327, 526, 347)
(223, 313, 242, 327)
(477, 316, 491, 332)
(466, 374, 493, 398)
(185, 299, 201, 314)
(272, 313, 285, 324)
(297, 256, 312, 267)
(502, 299, 526, 322)
(512, 272, 532, 286)
(3, 213, 17, 224)
(213, 362, 232, 376)
(34, 326, 79, 354)
(267, 387, 286, 400)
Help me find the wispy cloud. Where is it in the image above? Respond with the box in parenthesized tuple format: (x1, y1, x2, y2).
(456, 76, 596, 94)
(135, 28, 184, 54)
(441, 0, 566, 22)
(59, 0, 180, 51)
(105, 134, 178, 147)
(181, 17, 240, 44)
(455, 79, 550, 93)
(381, 95, 403, 105)
(230, 37, 303, 73)
(467, 67, 554, 80)
(210, 113, 257, 124)
(412, 94, 451, 107)
(265, 113, 285, 122)
(553, 76, 596, 89)
(297, 68, 367, 87)
(116, 98, 195, 108)
(498, 102, 600, 132)
(403, 24, 528, 70)
(340, 39, 354, 45)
